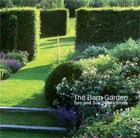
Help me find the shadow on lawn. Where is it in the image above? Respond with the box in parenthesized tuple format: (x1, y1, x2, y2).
(40, 36, 75, 49)
(15, 90, 47, 108)
(12, 64, 54, 81)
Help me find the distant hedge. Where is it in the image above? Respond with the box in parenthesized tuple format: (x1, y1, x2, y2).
(0, 8, 40, 60)
(40, 9, 69, 37)
(76, 7, 140, 50)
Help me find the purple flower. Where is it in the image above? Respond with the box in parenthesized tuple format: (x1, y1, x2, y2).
(6, 59, 23, 73)
(56, 106, 76, 129)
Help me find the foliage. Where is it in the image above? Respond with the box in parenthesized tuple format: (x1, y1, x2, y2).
(0, 50, 28, 79)
(39, 0, 64, 9)
(73, 104, 140, 138)
(68, 46, 108, 61)
(91, 0, 139, 7)
(0, 8, 40, 60)
(57, 54, 140, 108)
(0, 61, 12, 73)
(44, 61, 83, 106)
(110, 39, 140, 65)
(56, 77, 74, 106)
(7, 51, 29, 65)
(0, 0, 64, 9)
(40, 8, 69, 37)
(107, 105, 140, 138)
(0, 68, 10, 80)
(64, 0, 140, 17)
(79, 55, 117, 72)
(0, 0, 12, 8)
(12, 0, 39, 7)
(76, 7, 140, 50)
(56, 106, 77, 130)
(6, 59, 23, 73)
(0, 52, 8, 59)
(64, 0, 92, 17)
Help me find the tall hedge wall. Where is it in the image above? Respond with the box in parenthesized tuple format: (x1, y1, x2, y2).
(0, 8, 40, 60)
(41, 9, 69, 37)
(76, 7, 140, 50)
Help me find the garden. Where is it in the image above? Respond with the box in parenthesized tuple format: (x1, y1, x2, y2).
(0, 0, 140, 138)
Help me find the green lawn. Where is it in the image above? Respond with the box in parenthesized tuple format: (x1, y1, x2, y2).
(0, 130, 69, 138)
(0, 18, 75, 138)
(0, 111, 61, 126)
(0, 18, 75, 108)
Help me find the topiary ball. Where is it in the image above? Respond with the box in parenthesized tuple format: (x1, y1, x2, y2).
(44, 61, 83, 106)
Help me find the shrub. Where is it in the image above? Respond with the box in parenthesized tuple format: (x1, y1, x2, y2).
(0, 0, 65, 9)
(107, 105, 140, 138)
(40, 9, 69, 37)
(56, 67, 98, 107)
(0, 8, 40, 60)
(39, 0, 64, 9)
(12, 0, 38, 7)
(0, 62, 12, 73)
(110, 39, 140, 65)
(79, 55, 117, 72)
(6, 59, 23, 73)
(57, 56, 139, 109)
(0, 69, 10, 80)
(68, 46, 108, 61)
(76, 7, 140, 50)
(44, 61, 83, 106)
(7, 51, 29, 65)
(56, 106, 77, 130)
(74, 104, 140, 138)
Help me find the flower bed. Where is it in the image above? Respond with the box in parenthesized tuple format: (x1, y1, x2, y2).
(0, 51, 29, 80)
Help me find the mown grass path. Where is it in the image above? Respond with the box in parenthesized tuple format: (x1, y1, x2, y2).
(0, 18, 75, 138)
(0, 18, 75, 108)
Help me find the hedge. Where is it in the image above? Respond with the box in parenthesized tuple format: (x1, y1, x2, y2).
(40, 9, 69, 37)
(76, 7, 140, 50)
(0, 8, 40, 60)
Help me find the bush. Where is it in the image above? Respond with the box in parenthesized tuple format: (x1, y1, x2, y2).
(76, 7, 140, 50)
(0, 0, 64, 9)
(56, 106, 77, 130)
(107, 105, 140, 138)
(79, 55, 117, 72)
(7, 51, 29, 65)
(6, 59, 23, 73)
(0, 8, 40, 60)
(74, 104, 140, 138)
(39, 0, 64, 9)
(12, 0, 38, 7)
(40, 9, 69, 37)
(68, 46, 108, 61)
(44, 61, 83, 106)
(110, 39, 140, 65)
(0, 69, 10, 80)
(57, 55, 140, 108)
(0, 62, 12, 73)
